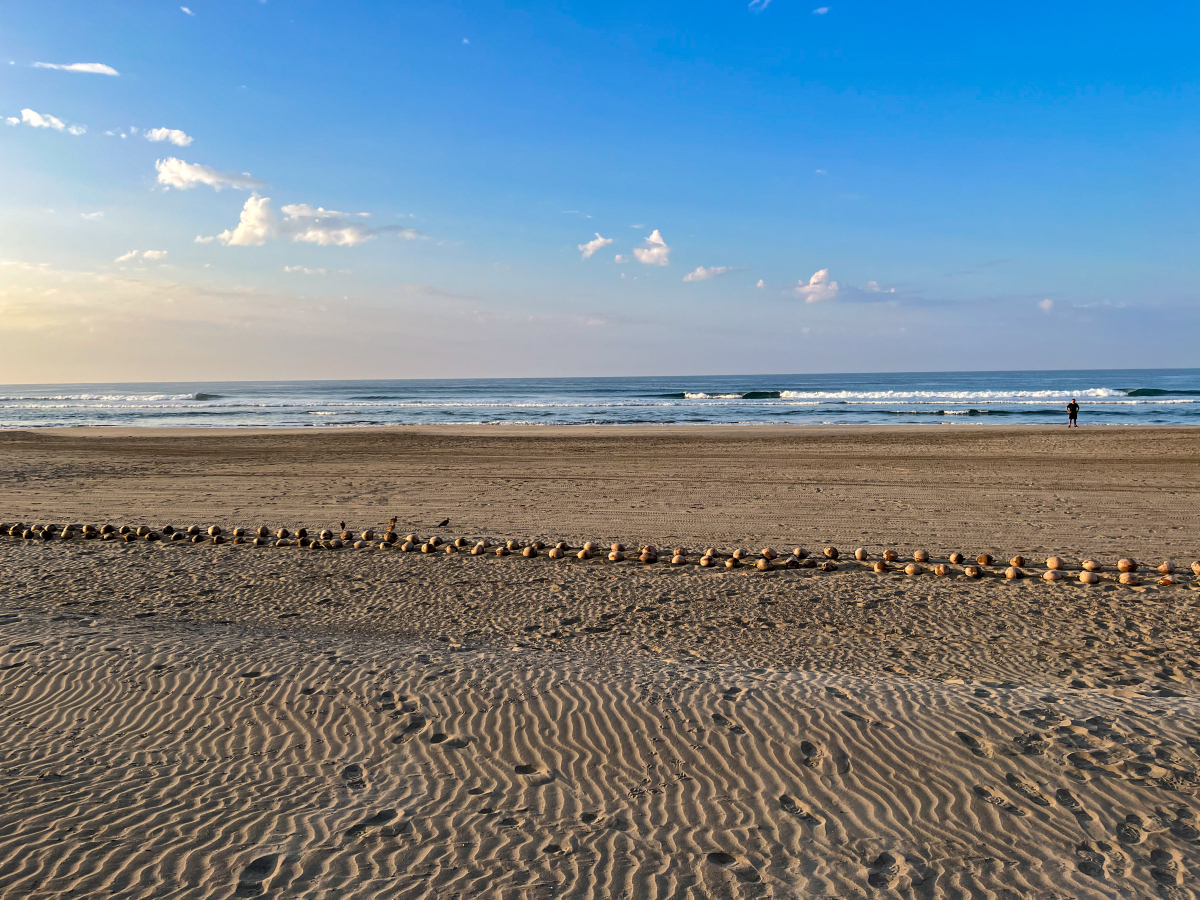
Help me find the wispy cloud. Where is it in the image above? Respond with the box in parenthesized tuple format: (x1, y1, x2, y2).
(633, 229, 670, 266)
(794, 268, 839, 302)
(284, 266, 329, 275)
(812, 6, 830, 14)
(115, 250, 168, 263)
(81, 211, 104, 220)
(577, 233, 612, 259)
(682, 265, 734, 282)
(748, 0, 771, 11)
(33, 61, 119, 76)
(155, 157, 263, 191)
(17, 108, 85, 135)
(181, 6, 195, 14)
(863, 280, 895, 293)
(145, 127, 194, 147)
(194, 235, 215, 244)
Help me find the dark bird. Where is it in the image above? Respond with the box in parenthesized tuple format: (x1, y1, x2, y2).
(388, 516, 397, 528)
(437, 518, 450, 528)
(340, 521, 346, 531)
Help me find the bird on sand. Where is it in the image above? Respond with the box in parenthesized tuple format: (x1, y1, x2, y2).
(437, 518, 450, 528)
(340, 521, 346, 531)
(388, 517, 397, 529)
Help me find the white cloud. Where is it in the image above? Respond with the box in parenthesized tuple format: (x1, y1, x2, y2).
(155, 157, 264, 191)
(864, 280, 895, 293)
(5, 117, 17, 126)
(577, 233, 612, 259)
(633, 229, 670, 266)
(217, 195, 276, 246)
(682, 265, 733, 282)
(115, 250, 168, 263)
(462, 38, 470, 44)
(284, 266, 329, 275)
(794, 268, 839, 302)
(145, 127, 194, 147)
(33, 62, 119, 76)
(181, 5, 195, 13)
(194, 235, 215, 244)
(1039, 298, 1054, 312)
(19, 108, 85, 134)
(756, 279, 765, 288)
(81, 212, 104, 220)
(615, 254, 629, 264)
(815, 169, 828, 176)
(813, 6, 830, 13)
(749, 0, 771, 11)
(213, 197, 420, 248)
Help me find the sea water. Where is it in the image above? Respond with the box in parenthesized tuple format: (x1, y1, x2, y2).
(0, 369, 1197, 428)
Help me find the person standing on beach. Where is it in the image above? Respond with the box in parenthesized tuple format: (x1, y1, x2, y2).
(1066, 398, 1080, 427)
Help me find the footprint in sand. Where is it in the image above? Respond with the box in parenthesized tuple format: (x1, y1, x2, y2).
(344, 809, 399, 839)
(1170, 809, 1199, 842)
(580, 812, 598, 824)
(1005, 773, 1050, 806)
(706, 851, 761, 883)
(967, 701, 1004, 719)
(515, 764, 540, 775)
(956, 732, 993, 759)
(1116, 813, 1147, 844)
(341, 764, 366, 790)
(711, 713, 746, 735)
(779, 794, 824, 825)
(1055, 788, 1092, 821)
(235, 855, 278, 897)
(1150, 848, 1184, 886)
(428, 733, 469, 748)
(866, 851, 905, 889)
(1075, 842, 1108, 879)
(379, 691, 397, 711)
(973, 785, 1027, 816)
(800, 740, 825, 768)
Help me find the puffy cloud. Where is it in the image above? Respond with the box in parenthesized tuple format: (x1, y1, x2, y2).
(864, 280, 895, 293)
(794, 268, 839, 302)
(33, 61, 119, 76)
(577, 233, 612, 259)
(212, 197, 419, 248)
(194, 235, 215, 244)
(145, 127, 194, 147)
(155, 157, 264, 191)
(5, 117, 17, 126)
(633, 229, 670, 266)
(19, 108, 85, 134)
(615, 254, 630, 264)
(682, 266, 733, 282)
(1039, 298, 1054, 312)
(217, 195, 276, 246)
(756, 279, 765, 288)
(115, 250, 168, 263)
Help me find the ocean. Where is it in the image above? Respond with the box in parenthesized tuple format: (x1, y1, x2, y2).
(1, 369, 1198, 428)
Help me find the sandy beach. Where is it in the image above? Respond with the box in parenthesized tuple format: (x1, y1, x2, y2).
(2, 426, 1199, 898)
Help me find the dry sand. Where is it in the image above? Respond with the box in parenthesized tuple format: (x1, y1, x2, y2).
(1, 426, 1199, 898)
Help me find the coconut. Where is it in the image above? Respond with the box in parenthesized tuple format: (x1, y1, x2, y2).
(555, 542, 569, 551)
(83, 524, 97, 536)
(471, 543, 485, 555)
(640, 551, 657, 564)
(296, 529, 308, 539)
(611, 543, 625, 553)
(548, 547, 564, 559)
(405, 533, 419, 543)
(276, 539, 291, 548)
(136, 525, 150, 537)
(1045, 556, 1064, 571)
(1192, 561, 1200, 577)
(672, 554, 687, 566)
(1009, 556, 1025, 568)
(913, 550, 929, 563)
(873, 561, 890, 573)
(707, 549, 719, 558)
(421, 543, 435, 553)
(906, 563, 923, 576)
(854, 548, 868, 561)
(382, 533, 397, 545)
(396, 540, 412, 552)
(522, 546, 538, 558)
(184, 525, 199, 536)
(450, 537, 465, 548)
(1082, 559, 1102, 572)
(641, 545, 657, 556)
(495, 547, 509, 557)
(234, 537, 245, 545)
(793, 548, 809, 559)
(699, 556, 714, 567)
(530, 540, 545, 551)
(976, 554, 993, 566)
(756, 558, 773, 571)
(477, 539, 491, 549)
(1005, 567, 1022, 580)
(330, 539, 344, 550)
(883, 549, 898, 562)
(190, 534, 205, 543)
(819, 561, 838, 572)
(172, 532, 185, 542)
(277, 528, 290, 539)
(1078, 571, 1099, 585)
(124, 534, 138, 543)
(673, 547, 685, 556)
(1158, 560, 1176, 575)
(577, 548, 592, 560)
(318, 530, 331, 540)
(255, 526, 268, 537)
(60, 529, 75, 541)
(609, 551, 624, 562)
(761, 547, 777, 560)
(208, 525, 222, 537)
(964, 565, 982, 579)
(210, 534, 222, 545)
(362, 529, 375, 541)
(1117, 558, 1138, 573)
(824, 546, 839, 560)
(583, 542, 597, 552)
(933, 563, 949, 577)
(725, 557, 740, 569)
(429, 536, 442, 547)
(1159, 574, 1179, 586)
(948, 552, 964, 564)
(1043, 570, 1062, 582)
(445, 544, 457, 554)
(800, 558, 817, 569)
(732, 549, 747, 560)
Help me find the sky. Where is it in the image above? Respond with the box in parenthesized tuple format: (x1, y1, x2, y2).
(1, 0, 1197, 383)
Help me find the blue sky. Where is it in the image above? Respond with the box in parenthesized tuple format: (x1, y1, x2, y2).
(1, 0, 1197, 382)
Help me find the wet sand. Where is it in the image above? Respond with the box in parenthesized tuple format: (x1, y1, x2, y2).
(1, 426, 1199, 898)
